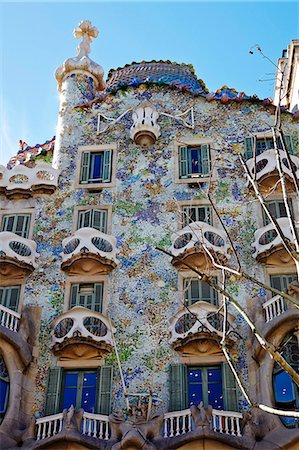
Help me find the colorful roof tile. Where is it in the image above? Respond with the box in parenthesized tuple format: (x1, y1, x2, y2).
(7, 136, 55, 169)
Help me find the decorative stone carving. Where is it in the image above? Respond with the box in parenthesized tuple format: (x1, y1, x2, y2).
(171, 221, 230, 271)
(242, 407, 277, 441)
(61, 227, 118, 274)
(130, 102, 161, 148)
(55, 20, 105, 92)
(190, 402, 213, 428)
(51, 306, 115, 360)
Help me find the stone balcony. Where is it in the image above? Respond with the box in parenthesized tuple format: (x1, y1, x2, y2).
(171, 222, 230, 271)
(61, 227, 118, 275)
(169, 301, 237, 353)
(0, 162, 60, 198)
(252, 217, 298, 265)
(51, 306, 116, 360)
(0, 231, 39, 278)
(246, 149, 299, 193)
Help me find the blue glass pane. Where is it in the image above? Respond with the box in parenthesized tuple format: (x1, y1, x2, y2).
(0, 380, 8, 413)
(188, 383, 202, 406)
(81, 387, 96, 413)
(188, 369, 202, 382)
(64, 373, 78, 387)
(207, 368, 222, 383)
(208, 382, 224, 410)
(92, 154, 103, 179)
(274, 372, 295, 403)
(62, 387, 77, 410)
(83, 373, 96, 386)
(191, 149, 200, 174)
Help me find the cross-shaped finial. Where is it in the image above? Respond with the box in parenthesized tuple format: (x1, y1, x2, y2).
(73, 20, 99, 59)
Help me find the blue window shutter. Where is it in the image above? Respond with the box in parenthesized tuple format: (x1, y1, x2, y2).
(179, 146, 188, 178)
(169, 364, 188, 411)
(200, 144, 210, 175)
(222, 362, 238, 411)
(45, 368, 63, 415)
(80, 152, 91, 183)
(244, 137, 254, 160)
(102, 150, 112, 183)
(284, 135, 294, 154)
(96, 366, 113, 415)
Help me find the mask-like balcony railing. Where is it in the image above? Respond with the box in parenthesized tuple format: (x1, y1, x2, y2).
(51, 306, 116, 359)
(171, 222, 230, 271)
(246, 149, 299, 192)
(0, 304, 21, 332)
(61, 227, 118, 274)
(169, 302, 236, 351)
(252, 217, 298, 264)
(0, 231, 39, 276)
(0, 162, 60, 198)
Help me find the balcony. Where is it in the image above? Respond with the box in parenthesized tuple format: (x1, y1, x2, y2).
(61, 227, 118, 275)
(171, 222, 230, 271)
(51, 306, 116, 360)
(0, 231, 39, 278)
(169, 302, 237, 353)
(246, 149, 299, 193)
(252, 217, 298, 265)
(0, 162, 60, 198)
(0, 304, 20, 332)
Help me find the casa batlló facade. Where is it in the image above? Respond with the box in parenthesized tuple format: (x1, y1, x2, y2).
(0, 22, 298, 450)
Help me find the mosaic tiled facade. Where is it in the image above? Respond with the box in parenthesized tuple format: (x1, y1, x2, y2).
(1, 22, 298, 450)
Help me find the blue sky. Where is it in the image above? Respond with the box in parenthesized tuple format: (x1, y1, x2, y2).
(0, 1, 298, 165)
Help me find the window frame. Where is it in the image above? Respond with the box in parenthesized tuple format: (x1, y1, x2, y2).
(179, 271, 221, 309)
(64, 275, 108, 315)
(0, 285, 21, 312)
(75, 144, 117, 190)
(183, 277, 219, 306)
(244, 131, 294, 160)
(0, 281, 25, 314)
(0, 208, 34, 239)
(174, 139, 214, 184)
(73, 205, 112, 234)
(69, 282, 104, 313)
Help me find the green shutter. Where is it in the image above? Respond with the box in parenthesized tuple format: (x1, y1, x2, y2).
(179, 146, 188, 179)
(102, 150, 112, 183)
(96, 366, 113, 415)
(222, 362, 238, 411)
(169, 364, 188, 411)
(284, 135, 294, 154)
(200, 144, 210, 175)
(80, 152, 91, 184)
(70, 284, 79, 308)
(94, 283, 103, 313)
(45, 368, 63, 415)
(244, 137, 254, 160)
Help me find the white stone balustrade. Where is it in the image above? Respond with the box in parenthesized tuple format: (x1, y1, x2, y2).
(263, 295, 287, 322)
(0, 304, 21, 332)
(171, 222, 230, 259)
(82, 412, 110, 440)
(252, 217, 297, 259)
(163, 408, 242, 438)
(61, 227, 118, 265)
(0, 162, 60, 196)
(36, 413, 63, 440)
(169, 302, 236, 345)
(0, 231, 39, 268)
(246, 149, 299, 182)
(51, 306, 116, 346)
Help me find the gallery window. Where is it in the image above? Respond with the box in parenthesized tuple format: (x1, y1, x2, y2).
(1, 214, 31, 238)
(0, 286, 21, 312)
(179, 144, 211, 179)
(45, 366, 113, 416)
(183, 278, 218, 306)
(244, 135, 293, 160)
(270, 274, 297, 292)
(181, 205, 213, 227)
(69, 283, 104, 313)
(77, 208, 108, 234)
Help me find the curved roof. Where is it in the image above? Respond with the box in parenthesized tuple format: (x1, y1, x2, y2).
(106, 61, 208, 96)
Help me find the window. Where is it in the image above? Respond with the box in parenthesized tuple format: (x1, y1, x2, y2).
(179, 144, 211, 179)
(183, 278, 218, 306)
(0, 355, 9, 424)
(45, 366, 113, 415)
(1, 214, 31, 238)
(270, 274, 297, 292)
(263, 200, 293, 225)
(273, 334, 299, 428)
(244, 135, 294, 160)
(79, 149, 112, 184)
(169, 363, 238, 412)
(0, 286, 20, 312)
(77, 209, 108, 233)
(181, 206, 212, 227)
(70, 283, 104, 312)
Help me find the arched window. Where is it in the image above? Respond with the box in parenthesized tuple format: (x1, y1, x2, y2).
(273, 334, 299, 428)
(0, 355, 9, 423)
